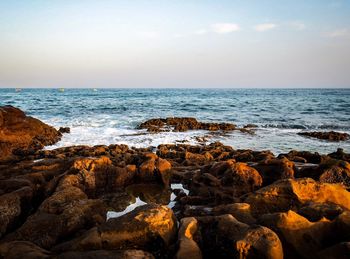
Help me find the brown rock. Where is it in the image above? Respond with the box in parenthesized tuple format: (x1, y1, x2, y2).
(176, 217, 202, 259)
(197, 214, 283, 258)
(259, 210, 333, 258)
(53, 204, 177, 253)
(319, 159, 350, 188)
(56, 249, 155, 259)
(298, 131, 349, 141)
(0, 105, 62, 161)
(244, 178, 350, 216)
(0, 241, 51, 259)
(252, 157, 295, 185)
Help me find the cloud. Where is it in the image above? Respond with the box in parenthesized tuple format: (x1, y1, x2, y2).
(211, 23, 240, 34)
(254, 23, 277, 32)
(194, 29, 207, 35)
(326, 28, 349, 38)
(290, 21, 306, 31)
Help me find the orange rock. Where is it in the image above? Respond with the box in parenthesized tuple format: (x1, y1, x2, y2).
(244, 178, 350, 216)
(53, 204, 177, 252)
(176, 217, 202, 259)
(0, 106, 61, 162)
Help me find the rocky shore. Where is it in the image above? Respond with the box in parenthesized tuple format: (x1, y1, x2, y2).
(1, 106, 350, 259)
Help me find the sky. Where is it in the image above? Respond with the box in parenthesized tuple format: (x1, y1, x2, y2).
(0, 0, 349, 88)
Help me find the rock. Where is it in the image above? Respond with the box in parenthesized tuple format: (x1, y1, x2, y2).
(53, 204, 177, 253)
(298, 131, 349, 141)
(318, 159, 350, 188)
(212, 203, 256, 224)
(194, 160, 262, 198)
(252, 157, 295, 186)
(58, 127, 70, 134)
(137, 154, 172, 186)
(298, 202, 344, 221)
(328, 148, 350, 163)
(0, 241, 51, 259)
(197, 214, 283, 258)
(0, 187, 33, 238)
(0, 105, 62, 161)
(176, 217, 202, 259)
(318, 242, 350, 259)
(138, 117, 236, 132)
(4, 175, 106, 249)
(278, 150, 324, 164)
(56, 249, 155, 259)
(259, 210, 333, 258)
(243, 178, 350, 216)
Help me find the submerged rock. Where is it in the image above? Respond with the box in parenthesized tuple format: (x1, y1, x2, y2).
(298, 131, 349, 141)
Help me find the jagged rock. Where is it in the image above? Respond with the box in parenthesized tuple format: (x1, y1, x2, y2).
(192, 160, 262, 199)
(252, 157, 295, 185)
(0, 105, 61, 161)
(318, 159, 350, 188)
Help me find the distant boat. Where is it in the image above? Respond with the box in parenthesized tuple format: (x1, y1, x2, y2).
(93, 88, 98, 92)
(58, 88, 65, 92)
(15, 88, 22, 92)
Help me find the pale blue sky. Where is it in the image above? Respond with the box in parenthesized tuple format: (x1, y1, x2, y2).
(0, 0, 349, 88)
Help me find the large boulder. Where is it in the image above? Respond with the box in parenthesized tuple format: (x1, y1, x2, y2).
(243, 178, 350, 216)
(53, 204, 177, 253)
(252, 157, 295, 185)
(191, 160, 262, 202)
(0, 105, 62, 161)
(196, 214, 283, 258)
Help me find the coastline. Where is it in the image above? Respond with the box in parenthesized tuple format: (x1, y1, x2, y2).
(1, 106, 350, 258)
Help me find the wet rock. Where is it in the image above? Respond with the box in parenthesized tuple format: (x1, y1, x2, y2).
(53, 205, 177, 256)
(328, 148, 350, 163)
(0, 105, 62, 161)
(252, 157, 295, 186)
(0, 241, 51, 259)
(278, 150, 324, 164)
(58, 127, 70, 134)
(176, 217, 202, 259)
(298, 131, 349, 141)
(138, 117, 236, 132)
(197, 214, 283, 258)
(244, 178, 350, 216)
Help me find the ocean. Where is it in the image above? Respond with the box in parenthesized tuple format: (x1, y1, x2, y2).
(1, 88, 349, 154)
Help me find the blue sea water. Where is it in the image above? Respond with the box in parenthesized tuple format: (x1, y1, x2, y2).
(1, 88, 349, 154)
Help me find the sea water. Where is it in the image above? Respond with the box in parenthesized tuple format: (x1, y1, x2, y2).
(1, 88, 349, 154)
